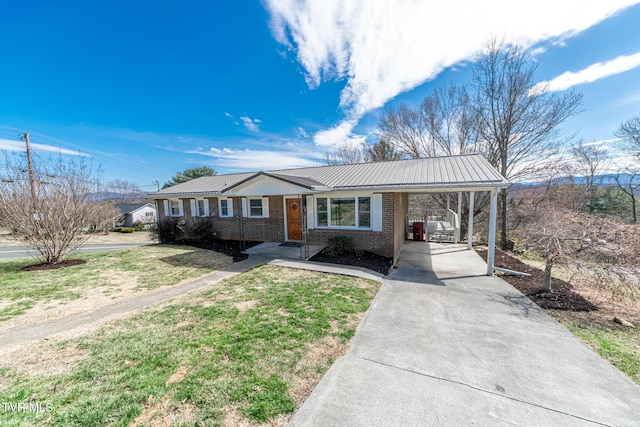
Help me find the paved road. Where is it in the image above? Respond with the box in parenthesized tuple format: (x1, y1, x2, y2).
(0, 243, 151, 260)
(290, 242, 640, 426)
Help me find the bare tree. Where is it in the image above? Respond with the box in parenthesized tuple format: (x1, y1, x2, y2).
(0, 152, 114, 264)
(472, 37, 583, 249)
(615, 113, 640, 153)
(378, 103, 430, 158)
(324, 141, 370, 165)
(421, 83, 480, 156)
(571, 140, 609, 190)
(106, 178, 142, 203)
(379, 84, 479, 158)
(614, 113, 640, 223)
(518, 202, 634, 293)
(614, 169, 639, 224)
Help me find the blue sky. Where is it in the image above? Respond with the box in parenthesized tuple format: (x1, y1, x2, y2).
(1, 1, 640, 189)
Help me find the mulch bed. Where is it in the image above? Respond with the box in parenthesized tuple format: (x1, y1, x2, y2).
(476, 248, 597, 312)
(309, 249, 394, 275)
(20, 259, 87, 271)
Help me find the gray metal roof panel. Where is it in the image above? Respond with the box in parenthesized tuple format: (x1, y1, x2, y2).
(148, 154, 508, 198)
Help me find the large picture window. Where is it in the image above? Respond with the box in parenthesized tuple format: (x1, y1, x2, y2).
(316, 196, 371, 228)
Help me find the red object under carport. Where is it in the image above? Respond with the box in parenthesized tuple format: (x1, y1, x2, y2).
(413, 222, 425, 241)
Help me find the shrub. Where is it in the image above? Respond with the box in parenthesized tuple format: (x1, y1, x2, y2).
(325, 236, 354, 256)
(119, 227, 135, 233)
(156, 217, 179, 243)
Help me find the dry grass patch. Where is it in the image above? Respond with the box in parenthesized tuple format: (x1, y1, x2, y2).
(0, 245, 233, 329)
(0, 265, 380, 426)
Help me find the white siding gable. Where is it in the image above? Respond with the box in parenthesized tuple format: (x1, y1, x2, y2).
(226, 175, 315, 196)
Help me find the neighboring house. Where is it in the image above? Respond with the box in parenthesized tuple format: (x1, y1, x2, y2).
(148, 154, 509, 274)
(115, 203, 157, 228)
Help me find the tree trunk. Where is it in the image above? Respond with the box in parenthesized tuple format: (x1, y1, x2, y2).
(541, 254, 554, 292)
(499, 188, 508, 250)
(631, 192, 637, 224)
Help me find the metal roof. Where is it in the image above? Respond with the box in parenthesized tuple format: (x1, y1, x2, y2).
(147, 154, 508, 198)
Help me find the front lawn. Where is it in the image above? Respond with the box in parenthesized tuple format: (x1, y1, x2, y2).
(0, 265, 380, 426)
(0, 245, 233, 323)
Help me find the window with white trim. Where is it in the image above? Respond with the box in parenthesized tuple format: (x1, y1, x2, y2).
(163, 200, 184, 217)
(218, 198, 233, 217)
(170, 200, 180, 216)
(316, 196, 371, 228)
(220, 199, 229, 216)
(249, 198, 263, 217)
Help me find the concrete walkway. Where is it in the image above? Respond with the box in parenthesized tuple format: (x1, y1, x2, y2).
(290, 242, 640, 426)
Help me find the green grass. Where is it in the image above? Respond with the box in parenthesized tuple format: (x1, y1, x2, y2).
(0, 266, 380, 426)
(0, 245, 233, 322)
(560, 319, 640, 385)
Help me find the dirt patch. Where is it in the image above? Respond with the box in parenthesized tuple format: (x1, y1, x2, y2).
(20, 259, 87, 271)
(166, 366, 189, 385)
(0, 340, 90, 383)
(475, 248, 596, 312)
(235, 300, 258, 312)
(130, 395, 196, 427)
(310, 249, 393, 275)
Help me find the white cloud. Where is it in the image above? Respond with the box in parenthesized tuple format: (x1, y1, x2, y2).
(297, 127, 309, 138)
(224, 112, 233, 117)
(264, 0, 639, 146)
(312, 120, 366, 147)
(0, 138, 88, 156)
(189, 146, 322, 171)
(240, 116, 260, 132)
(534, 51, 640, 93)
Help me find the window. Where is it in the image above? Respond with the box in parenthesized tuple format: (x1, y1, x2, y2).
(249, 199, 263, 217)
(197, 200, 206, 217)
(331, 198, 356, 226)
(316, 196, 371, 228)
(145, 212, 154, 218)
(358, 197, 371, 228)
(170, 200, 180, 216)
(220, 199, 229, 217)
(317, 198, 328, 227)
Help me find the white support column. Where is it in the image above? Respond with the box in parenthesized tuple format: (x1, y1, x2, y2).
(487, 190, 498, 276)
(467, 191, 475, 250)
(455, 192, 462, 243)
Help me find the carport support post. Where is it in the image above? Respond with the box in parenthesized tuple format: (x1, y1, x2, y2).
(487, 190, 498, 276)
(467, 191, 475, 250)
(455, 192, 462, 243)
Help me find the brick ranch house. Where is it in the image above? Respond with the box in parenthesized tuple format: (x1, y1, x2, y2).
(148, 154, 509, 275)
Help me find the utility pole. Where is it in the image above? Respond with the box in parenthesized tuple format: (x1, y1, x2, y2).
(22, 132, 38, 212)
(153, 180, 160, 191)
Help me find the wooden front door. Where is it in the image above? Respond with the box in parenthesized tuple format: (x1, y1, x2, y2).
(286, 198, 302, 241)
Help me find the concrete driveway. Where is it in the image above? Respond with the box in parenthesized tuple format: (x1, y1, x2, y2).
(290, 242, 640, 426)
